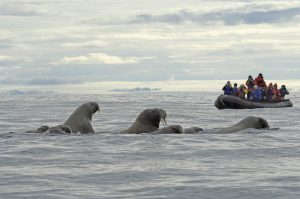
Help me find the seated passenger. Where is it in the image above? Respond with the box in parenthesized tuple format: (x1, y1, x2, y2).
(222, 81, 232, 95)
(279, 85, 289, 99)
(232, 83, 240, 97)
(266, 83, 274, 101)
(261, 87, 268, 100)
(254, 73, 267, 88)
(251, 86, 262, 101)
(239, 84, 247, 99)
(272, 83, 281, 101)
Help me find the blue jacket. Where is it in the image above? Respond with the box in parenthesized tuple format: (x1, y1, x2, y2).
(251, 88, 262, 101)
(222, 85, 232, 95)
(232, 87, 239, 96)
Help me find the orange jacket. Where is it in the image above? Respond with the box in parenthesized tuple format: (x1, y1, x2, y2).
(254, 77, 267, 88)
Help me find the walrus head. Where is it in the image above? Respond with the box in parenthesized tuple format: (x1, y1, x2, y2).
(256, 117, 270, 129)
(122, 108, 167, 134)
(84, 101, 100, 120)
(136, 108, 167, 128)
(88, 101, 100, 113)
(241, 116, 270, 129)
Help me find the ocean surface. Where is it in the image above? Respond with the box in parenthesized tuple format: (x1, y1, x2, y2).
(0, 91, 299, 199)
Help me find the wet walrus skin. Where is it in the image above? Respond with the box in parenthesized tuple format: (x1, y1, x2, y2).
(121, 108, 167, 134)
(211, 116, 269, 134)
(64, 101, 99, 134)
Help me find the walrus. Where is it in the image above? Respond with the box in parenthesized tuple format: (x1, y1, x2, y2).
(26, 124, 72, 134)
(121, 108, 167, 134)
(63, 101, 99, 134)
(153, 125, 184, 134)
(48, 125, 72, 134)
(26, 125, 49, 133)
(209, 116, 270, 134)
(183, 127, 203, 134)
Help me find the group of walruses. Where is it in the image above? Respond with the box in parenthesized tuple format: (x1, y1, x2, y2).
(27, 101, 271, 135)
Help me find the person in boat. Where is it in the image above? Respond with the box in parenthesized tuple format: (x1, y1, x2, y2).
(239, 84, 248, 99)
(246, 75, 255, 100)
(254, 73, 267, 88)
(279, 85, 289, 99)
(232, 83, 240, 97)
(251, 85, 262, 101)
(262, 87, 268, 100)
(222, 81, 233, 95)
(266, 83, 274, 101)
(272, 83, 281, 101)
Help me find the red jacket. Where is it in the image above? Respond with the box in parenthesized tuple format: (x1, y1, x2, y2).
(255, 77, 267, 88)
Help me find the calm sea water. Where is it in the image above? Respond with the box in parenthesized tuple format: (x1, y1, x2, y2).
(0, 92, 299, 199)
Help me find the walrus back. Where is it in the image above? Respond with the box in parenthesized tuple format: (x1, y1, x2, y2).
(121, 121, 158, 134)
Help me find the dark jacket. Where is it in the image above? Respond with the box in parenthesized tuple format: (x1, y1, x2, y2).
(246, 79, 255, 90)
(222, 85, 232, 95)
(280, 88, 289, 98)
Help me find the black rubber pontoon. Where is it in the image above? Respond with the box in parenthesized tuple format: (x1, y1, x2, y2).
(215, 94, 293, 109)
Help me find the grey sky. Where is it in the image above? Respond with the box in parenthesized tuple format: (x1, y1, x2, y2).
(1, 0, 300, 86)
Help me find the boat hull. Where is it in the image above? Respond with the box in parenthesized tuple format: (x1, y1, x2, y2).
(215, 95, 293, 109)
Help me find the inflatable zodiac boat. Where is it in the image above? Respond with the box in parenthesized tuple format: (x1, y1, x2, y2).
(215, 94, 293, 109)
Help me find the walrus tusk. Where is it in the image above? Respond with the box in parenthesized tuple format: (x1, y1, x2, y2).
(161, 117, 167, 126)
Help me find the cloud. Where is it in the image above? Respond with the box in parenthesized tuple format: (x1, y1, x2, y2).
(0, 76, 77, 85)
(61, 40, 108, 48)
(58, 53, 140, 64)
(0, 39, 11, 48)
(0, 4, 48, 16)
(0, 55, 15, 62)
(26, 77, 75, 85)
(129, 6, 300, 25)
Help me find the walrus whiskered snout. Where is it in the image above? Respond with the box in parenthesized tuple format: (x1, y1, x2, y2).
(161, 117, 167, 126)
(258, 117, 270, 129)
(89, 101, 100, 113)
(152, 108, 167, 128)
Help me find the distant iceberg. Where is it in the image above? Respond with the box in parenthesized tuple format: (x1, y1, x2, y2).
(109, 87, 161, 92)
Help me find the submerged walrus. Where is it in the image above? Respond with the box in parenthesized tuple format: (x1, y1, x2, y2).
(183, 127, 203, 134)
(64, 101, 99, 134)
(153, 125, 203, 134)
(121, 108, 167, 134)
(153, 125, 184, 134)
(209, 116, 269, 134)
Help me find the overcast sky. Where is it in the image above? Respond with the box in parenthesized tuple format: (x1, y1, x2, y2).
(1, 0, 300, 87)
